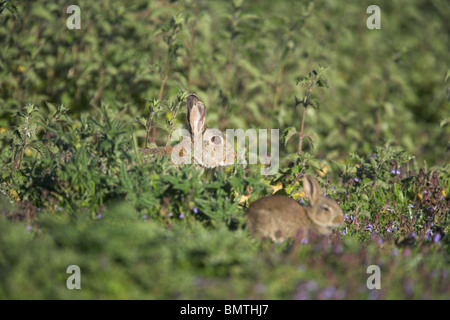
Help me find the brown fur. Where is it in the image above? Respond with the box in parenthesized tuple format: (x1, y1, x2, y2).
(245, 175, 344, 242)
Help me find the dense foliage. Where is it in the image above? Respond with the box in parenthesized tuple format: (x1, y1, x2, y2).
(0, 0, 449, 299)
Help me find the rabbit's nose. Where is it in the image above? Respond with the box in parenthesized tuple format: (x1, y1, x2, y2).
(332, 215, 344, 225)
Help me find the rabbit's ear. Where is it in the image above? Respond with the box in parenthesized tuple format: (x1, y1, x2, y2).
(303, 175, 323, 204)
(186, 94, 206, 135)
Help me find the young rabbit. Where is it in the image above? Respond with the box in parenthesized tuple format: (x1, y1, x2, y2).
(245, 175, 344, 242)
(143, 94, 236, 168)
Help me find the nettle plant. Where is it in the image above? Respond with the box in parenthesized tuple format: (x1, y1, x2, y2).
(0, 96, 270, 229)
(134, 88, 189, 149)
(274, 67, 329, 196)
(333, 144, 449, 243)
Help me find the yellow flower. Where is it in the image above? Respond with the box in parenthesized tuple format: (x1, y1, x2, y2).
(292, 191, 306, 200)
(443, 189, 447, 197)
(0, 127, 7, 133)
(25, 148, 32, 156)
(238, 194, 249, 207)
(315, 163, 329, 177)
(17, 65, 26, 73)
(271, 182, 283, 194)
(9, 189, 20, 202)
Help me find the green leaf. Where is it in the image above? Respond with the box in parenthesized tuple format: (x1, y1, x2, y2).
(440, 117, 450, 127)
(304, 132, 319, 152)
(282, 126, 297, 146)
(317, 78, 328, 88)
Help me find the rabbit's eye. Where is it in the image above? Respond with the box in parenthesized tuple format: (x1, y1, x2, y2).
(211, 136, 222, 145)
(322, 206, 330, 211)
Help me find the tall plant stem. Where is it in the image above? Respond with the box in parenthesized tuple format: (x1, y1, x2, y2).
(145, 110, 155, 149)
(17, 116, 31, 170)
(165, 100, 183, 147)
(151, 52, 171, 143)
(298, 85, 312, 155)
(298, 105, 307, 156)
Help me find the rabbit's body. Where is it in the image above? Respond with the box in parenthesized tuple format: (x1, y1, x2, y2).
(245, 175, 344, 242)
(145, 94, 236, 168)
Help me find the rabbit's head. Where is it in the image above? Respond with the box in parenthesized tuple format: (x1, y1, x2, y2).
(171, 94, 236, 168)
(303, 175, 344, 230)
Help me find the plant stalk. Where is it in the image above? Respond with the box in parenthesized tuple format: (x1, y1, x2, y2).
(151, 50, 171, 143)
(145, 110, 155, 149)
(298, 85, 312, 155)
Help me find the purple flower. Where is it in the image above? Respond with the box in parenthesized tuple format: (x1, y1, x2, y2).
(331, 186, 335, 189)
(391, 168, 396, 174)
(192, 207, 198, 214)
(96, 213, 102, 219)
(354, 178, 359, 182)
(179, 213, 185, 219)
(341, 230, 346, 236)
(433, 234, 441, 243)
(305, 280, 318, 291)
(387, 227, 391, 233)
(301, 238, 309, 244)
(334, 244, 343, 254)
(409, 204, 414, 208)
(365, 224, 373, 232)
(403, 248, 411, 257)
(293, 291, 309, 300)
(169, 212, 173, 217)
(253, 283, 266, 294)
(26, 225, 33, 232)
(411, 231, 416, 238)
(321, 286, 337, 299)
(37, 207, 41, 212)
(396, 169, 400, 175)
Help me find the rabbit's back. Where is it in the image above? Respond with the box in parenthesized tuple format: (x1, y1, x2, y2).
(245, 196, 311, 242)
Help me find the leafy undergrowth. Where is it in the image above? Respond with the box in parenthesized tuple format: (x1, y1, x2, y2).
(0, 197, 448, 300)
(0, 105, 449, 299)
(0, 0, 449, 300)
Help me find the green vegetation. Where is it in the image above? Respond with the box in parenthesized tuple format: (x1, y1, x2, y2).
(0, 0, 449, 299)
